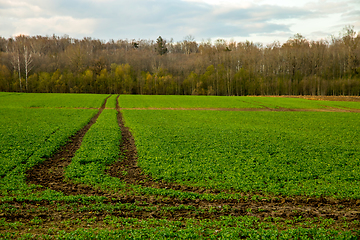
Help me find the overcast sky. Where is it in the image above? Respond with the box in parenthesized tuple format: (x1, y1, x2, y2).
(0, 0, 359, 44)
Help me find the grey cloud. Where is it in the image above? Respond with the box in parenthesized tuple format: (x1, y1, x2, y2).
(0, 0, 359, 42)
(202, 22, 290, 38)
(2, 0, 298, 40)
(87, 1, 306, 40)
(217, 5, 310, 22)
(346, 10, 360, 16)
(304, 1, 350, 15)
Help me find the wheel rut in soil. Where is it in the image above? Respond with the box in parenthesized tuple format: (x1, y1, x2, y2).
(120, 107, 360, 112)
(25, 96, 110, 196)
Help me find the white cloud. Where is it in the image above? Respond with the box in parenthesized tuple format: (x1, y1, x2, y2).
(0, 0, 44, 18)
(304, 0, 350, 15)
(0, 0, 358, 43)
(8, 16, 97, 37)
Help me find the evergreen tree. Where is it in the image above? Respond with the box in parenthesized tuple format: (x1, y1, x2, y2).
(156, 36, 167, 55)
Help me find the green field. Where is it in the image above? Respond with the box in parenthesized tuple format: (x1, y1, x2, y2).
(0, 93, 108, 198)
(0, 92, 108, 108)
(119, 95, 263, 109)
(310, 100, 360, 109)
(118, 95, 360, 110)
(1, 93, 360, 239)
(122, 110, 360, 198)
(0, 108, 97, 178)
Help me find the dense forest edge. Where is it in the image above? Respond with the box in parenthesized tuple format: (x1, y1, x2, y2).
(0, 26, 359, 96)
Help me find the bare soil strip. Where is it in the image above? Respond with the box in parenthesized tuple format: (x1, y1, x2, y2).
(300, 95, 360, 102)
(3, 197, 360, 228)
(248, 95, 360, 102)
(28, 107, 100, 109)
(120, 107, 360, 112)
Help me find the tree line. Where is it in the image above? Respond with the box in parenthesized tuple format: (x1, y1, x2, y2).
(0, 27, 359, 96)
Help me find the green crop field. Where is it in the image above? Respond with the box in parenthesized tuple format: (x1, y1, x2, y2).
(0, 93, 108, 198)
(241, 96, 328, 109)
(0, 92, 108, 108)
(1, 93, 360, 239)
(118, 94, 360, 110)
(310, 100, 360, 110)
(119, 95, 263, 109)
(122, 110, 360, 198)
(0, 108, 97, 178)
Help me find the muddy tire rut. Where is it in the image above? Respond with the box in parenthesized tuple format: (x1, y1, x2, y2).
(25, 97, 110, 196)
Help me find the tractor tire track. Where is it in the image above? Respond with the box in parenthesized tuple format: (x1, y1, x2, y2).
(25, 96, 111, 196)
(119, 107, 360, 112)
(107, 97, 225, 194)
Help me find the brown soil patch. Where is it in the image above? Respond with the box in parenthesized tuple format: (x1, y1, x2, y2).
(120, 107, 360, 112)
(251, 95, 360, 102)
(298, 95, 360, 102)
(2, 197, 360, 226)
